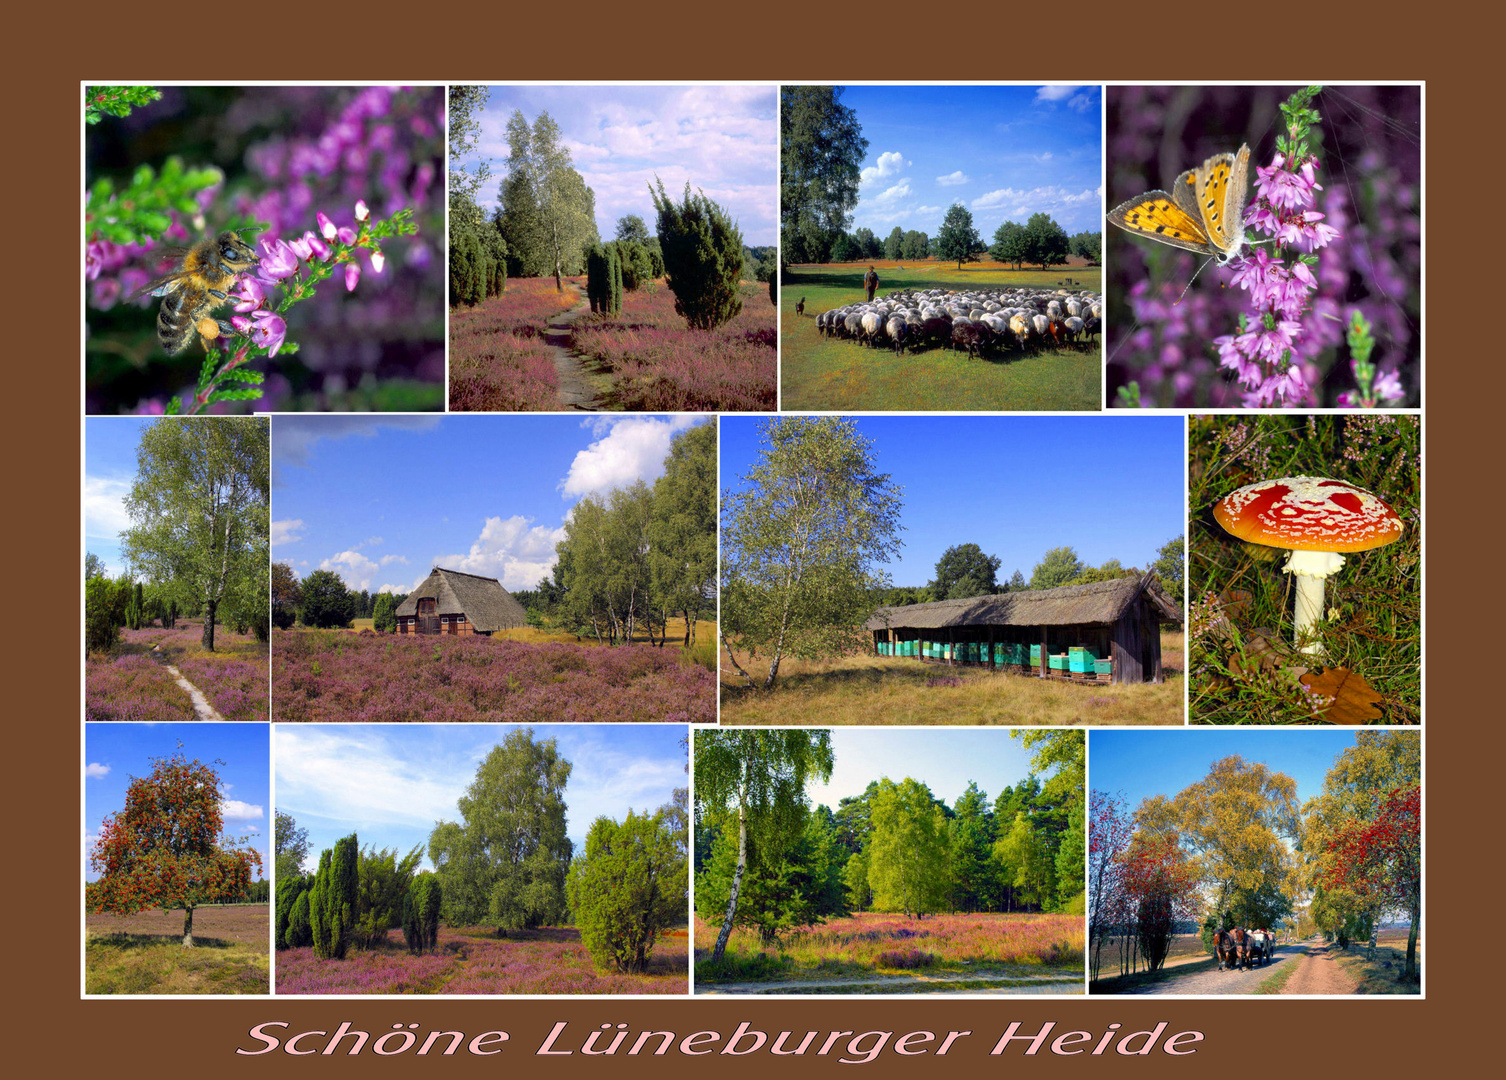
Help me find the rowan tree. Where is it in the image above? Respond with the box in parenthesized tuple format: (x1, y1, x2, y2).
(1122, 833, 1200, 972)
(88, 747, 262, 947)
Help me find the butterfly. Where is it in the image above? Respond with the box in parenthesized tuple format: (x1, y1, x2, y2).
(1107, 143, 1252, 266)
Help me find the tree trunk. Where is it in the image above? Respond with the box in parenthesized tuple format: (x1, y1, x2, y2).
(182, 905, 196, 948)
(1405, 900, 1420, 981)
(711, 782, 749, 964)
(202, 599, 217, 651)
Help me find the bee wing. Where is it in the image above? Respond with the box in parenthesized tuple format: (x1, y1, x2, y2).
(125, 269, 195, 302)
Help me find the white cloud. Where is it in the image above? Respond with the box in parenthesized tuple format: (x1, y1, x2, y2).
(320, 550, 381, 590)
(973, 185, 1101, 217)
(272, 416, 442, 483)
(83, 474, 133, 539)
(276, 728, 464, 829)
(935, 171, 970, 187)
(861, 150, 909, 185)
(271, 519, 305, 546)
(1035, 85, 1088, 102)
(85, 762, 110, 779)
(560, 416, 699, 499)
(435, 514, 570, 591)
(379, 554, 408, 567)
(220, 799, 263, 821)
(1068, 92, 1095, 113)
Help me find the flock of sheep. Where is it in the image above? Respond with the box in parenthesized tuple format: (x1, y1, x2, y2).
(813, 287, 1103, 358)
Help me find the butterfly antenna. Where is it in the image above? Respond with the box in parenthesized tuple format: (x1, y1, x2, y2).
(1173, 256, 1216, 305)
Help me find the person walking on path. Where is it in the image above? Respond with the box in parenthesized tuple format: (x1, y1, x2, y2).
(863, 265, 879, 302)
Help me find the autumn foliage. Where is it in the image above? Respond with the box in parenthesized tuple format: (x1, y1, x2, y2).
(1320, 785, 1420, 913)
(87, 748, 262, 947)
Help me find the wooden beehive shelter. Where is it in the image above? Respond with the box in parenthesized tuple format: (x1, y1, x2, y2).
(864, 573, 1181, 684)
(394, 567, 528, 637)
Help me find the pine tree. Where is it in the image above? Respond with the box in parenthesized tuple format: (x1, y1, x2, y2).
(650, 178, 745, 330)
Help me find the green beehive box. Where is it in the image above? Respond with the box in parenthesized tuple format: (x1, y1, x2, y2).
(1048, 653, 1067, 670)
(1094, 658, 1113, 675)
(1030, 644, 1042, 664)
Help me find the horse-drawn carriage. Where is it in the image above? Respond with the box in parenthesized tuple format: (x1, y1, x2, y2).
(1215, 927, 1275, 970)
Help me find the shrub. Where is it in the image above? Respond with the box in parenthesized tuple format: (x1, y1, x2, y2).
(288, 889, 313, 949)
(567, 809, 686, 973)
(309, 834, 358, 960)
(609, 242, 623, 313)
(449, 225, 478, 306)
(587, 245, 611, 314)
(650, 178, 745, 330)
(85, 574, 130, 654)
(298, 569, 354, 629)
(276, 873, 310, 949)
(372, 592, 398, 633)
(403, 874, 443, 955)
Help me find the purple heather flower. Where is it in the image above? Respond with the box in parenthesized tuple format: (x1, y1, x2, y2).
(234, 311, 288, 357)
(1373, 367, 1405, 401)
(337, 225, 357, 245)
(369, 250, 385, 274)
(92, 277, 121, 309)
(305, 230, 332, 261)
(317, 211, 338, 241)
(232, 276, 267, 312)
(257, 237, 300, 280)
(86, 242, 104, 281)
(345, 261, 361, 291)
(354, 199, 369, 221)
(287, 233, 313, 261)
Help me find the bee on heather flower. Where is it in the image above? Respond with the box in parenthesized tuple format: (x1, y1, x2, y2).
(127, 231, 261, 355)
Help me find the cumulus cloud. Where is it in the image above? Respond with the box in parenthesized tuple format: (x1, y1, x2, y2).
(276, 728, 464, 829)
(861, 150, 909, 185)
(83, 474, 133, 539)
(559, 416, 700, 499)
(85, 762, 110, 779)
(271, 519, 305, 546)
(320, 550, 381, 590)
(220, 799, 264, 821)
(973, 185, 1101, 220)
(935, 171, 970, 187)
(379, 554, 408, 567)
(1035, 85, 1089, 102)
(435, 514, 569, 591)
(868, 180, 912, 207)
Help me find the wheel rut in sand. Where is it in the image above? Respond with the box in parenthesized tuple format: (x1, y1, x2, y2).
(543, 284, 604, 410)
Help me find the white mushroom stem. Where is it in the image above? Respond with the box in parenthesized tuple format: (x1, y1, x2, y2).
(1283, 549, 1346, 654)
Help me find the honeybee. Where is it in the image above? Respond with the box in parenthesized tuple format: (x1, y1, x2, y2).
(127, 231, 261, 355)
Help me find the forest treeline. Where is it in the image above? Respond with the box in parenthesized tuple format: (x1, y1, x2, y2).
(694, 731, 1085, 949)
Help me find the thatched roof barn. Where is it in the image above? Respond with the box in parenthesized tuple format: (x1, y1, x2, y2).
(864, 574, 1181, 684)
(395, 567, 527, 637)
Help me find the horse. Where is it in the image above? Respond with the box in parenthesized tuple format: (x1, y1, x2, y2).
(1215, 927, 1250, 971)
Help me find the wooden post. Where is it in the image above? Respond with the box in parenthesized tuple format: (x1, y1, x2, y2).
(1040, 626, 1049, 678)
(947, 626, 954, 667)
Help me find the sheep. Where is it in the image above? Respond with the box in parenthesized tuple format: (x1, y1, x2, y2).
(860, 310, 886, 347)
(887, 317, 908, 355)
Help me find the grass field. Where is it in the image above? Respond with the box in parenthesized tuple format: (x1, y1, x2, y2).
(276, 924, 688, 995)
(1331, 929, 1421, 993)
(694, 911, 1083, 994)
(720, 632, 1183, 726)
(1188, 415, 1420, 724)
(781, 262, 1102, 412)
(85, 904, 269, 995)
(85, 619, 269, 722)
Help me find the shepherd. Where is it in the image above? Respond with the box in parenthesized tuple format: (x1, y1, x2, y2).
(864, 265, 879, 302)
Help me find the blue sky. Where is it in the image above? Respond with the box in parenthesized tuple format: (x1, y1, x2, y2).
(805, 729, 1071, 812)
(459, 85, 777, 247)
(1088, 729, 1378, 813)
(274, 724, 686, 874)
(84, 417, 155, 579)
(85, 723, 270, 883)
(271, 414, 712, 593)
(838, 85, 1103, 239)
(721, 416, 1184, 587)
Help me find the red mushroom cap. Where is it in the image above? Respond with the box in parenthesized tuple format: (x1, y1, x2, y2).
(1213, 476, 1404, 553)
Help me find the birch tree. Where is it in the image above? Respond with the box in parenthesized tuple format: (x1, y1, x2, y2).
(121, 417, 269, 651)
(721, 416, 903, 688)
(693, 730, 834, 964)
(498, 110, 597, 290)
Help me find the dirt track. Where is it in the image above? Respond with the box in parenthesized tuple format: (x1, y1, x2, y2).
(1278, 941, 1360, 995)
(1111, 944, 1299, 995)
(699, 971, 1083, 996)
(543, 284, 601, 409)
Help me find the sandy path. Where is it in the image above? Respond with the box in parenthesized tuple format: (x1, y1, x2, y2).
(1279, 941, 1360, 995)
(161, 662, 226, 721)
(1111, 945, 1298, 996)
(543, 284, 602, 409)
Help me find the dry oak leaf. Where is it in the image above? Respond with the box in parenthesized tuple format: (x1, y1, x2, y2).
(1300, 667, 1384, 724)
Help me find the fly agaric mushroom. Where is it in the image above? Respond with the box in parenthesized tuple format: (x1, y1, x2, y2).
(1213, 476, 1404, 655)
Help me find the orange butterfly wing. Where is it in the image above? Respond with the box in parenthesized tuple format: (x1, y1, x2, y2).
(1107, 191, 1215, 257)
